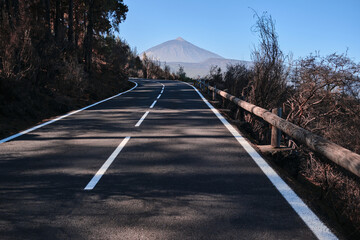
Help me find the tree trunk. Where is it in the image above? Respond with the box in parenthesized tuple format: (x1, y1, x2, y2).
(84, 0, 93, 73)
(5, 0, 13, 29)
(68, 0, 73, 44)
(12, 0, 19, 24)
(74, 0, 79, 48)
(43, 0, 51, 37)
(0, 1, 4, 22)
(74, 1, 81, 62)
(55, 0, 60, 40)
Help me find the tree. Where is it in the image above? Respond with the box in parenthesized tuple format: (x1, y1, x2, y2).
(84, 0, 128, 73)
(54, 0, 61, 41)
(0, 0, 130, 98)
(141, 53, 149, 78)
(207, 65, 222, 87)
(44, 0, 51, 38)
(177, 65, 186, 80)
(84, 0, 94, 72)
(286, 53, 360, 153)
(247, 11, 288, 109)
(164, 63, 171, 79)
(68, 0, 74, 44)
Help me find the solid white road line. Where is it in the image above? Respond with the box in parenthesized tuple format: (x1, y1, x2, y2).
(186, 82, 337, 240)
(84, 136, 131, 190)
(150, 100, 157, 109)
(135, 111, 150, 127)
(0, 81, 138, 144)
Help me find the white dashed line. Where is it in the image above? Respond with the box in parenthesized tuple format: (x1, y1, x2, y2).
(85, 80, 164, 189)
(84, 136, 131, 190)
(136, 81, 163, 126)
(135, 111, 150, 127)
(150, 100, 157, 109)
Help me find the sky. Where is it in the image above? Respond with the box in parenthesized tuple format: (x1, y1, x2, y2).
(119, 0, 360, 62)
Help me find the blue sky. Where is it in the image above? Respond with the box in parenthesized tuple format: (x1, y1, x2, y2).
(119, 0, 359, 62)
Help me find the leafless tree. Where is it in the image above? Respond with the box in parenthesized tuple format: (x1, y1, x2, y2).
(242, 12, 290, 143)
(286, 52, 360, 153)
(247, 11, 289, 109)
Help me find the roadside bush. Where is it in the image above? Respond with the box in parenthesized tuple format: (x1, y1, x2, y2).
(207, 65, 223, 88)
(286, 53, 360, 153)
(223, 64, 252, 98)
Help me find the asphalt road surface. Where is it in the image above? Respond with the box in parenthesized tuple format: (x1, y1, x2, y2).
(0, 79, 337, 239)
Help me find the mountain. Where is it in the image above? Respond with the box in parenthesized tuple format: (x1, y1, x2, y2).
(143, 37, 223, 63)
(141, 37, 251, 78)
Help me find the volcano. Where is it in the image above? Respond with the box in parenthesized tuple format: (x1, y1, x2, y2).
(141, 37, 250, 78)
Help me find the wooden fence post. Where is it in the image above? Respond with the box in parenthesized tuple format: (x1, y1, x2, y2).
(235, 108, 240, 120)
(235, 96, 244, 121)
(271, 108, 282, 148)
(213, 86, 216, 101)
(239, 96, 244, 121)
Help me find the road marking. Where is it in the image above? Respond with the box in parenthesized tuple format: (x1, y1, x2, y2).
(150, 100, 157, 109)
(161, 89, 164, 93)
(157, 81, 165, 91)
(0, 81, 138, 144)
(187, 82, 337, 240)
(135, 111, 150, 127)
(157, 94, 161, 99)
(84, 136, 131, 190)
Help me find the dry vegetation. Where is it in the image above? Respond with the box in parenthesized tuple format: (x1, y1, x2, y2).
(286, 53, 360, 153)
(0, 0, 174, 138)
(205, 12, 360, 239)
(141, 52, 178, 80)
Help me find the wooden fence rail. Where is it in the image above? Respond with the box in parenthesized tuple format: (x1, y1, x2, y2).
(196, 80, 360, 178)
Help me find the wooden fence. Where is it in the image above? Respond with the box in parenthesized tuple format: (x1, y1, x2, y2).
(195, 80, 360, 178)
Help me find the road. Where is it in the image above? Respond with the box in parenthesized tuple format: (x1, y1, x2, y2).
(0, 79, 336, 239)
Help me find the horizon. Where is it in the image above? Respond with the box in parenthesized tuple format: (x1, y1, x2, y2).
(120, 0, 360, 63)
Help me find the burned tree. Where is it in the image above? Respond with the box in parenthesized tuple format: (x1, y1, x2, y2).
(247, 12, 288, 109)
